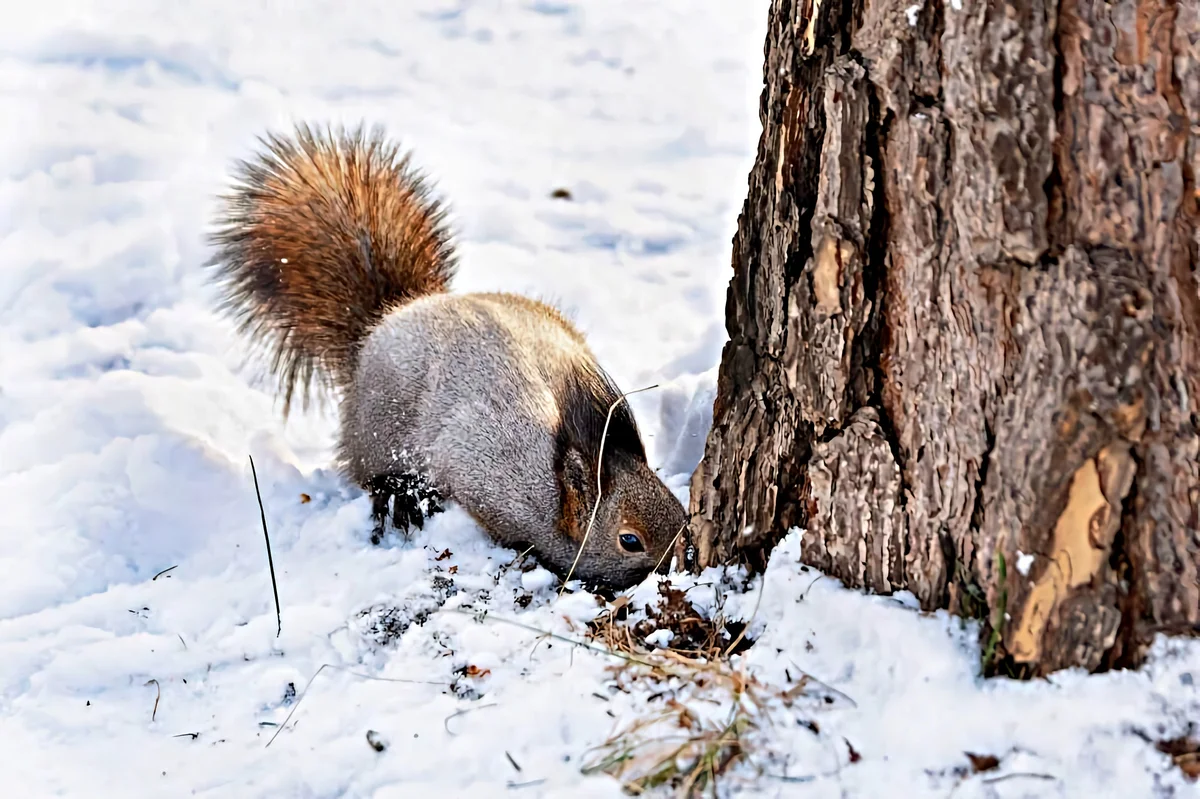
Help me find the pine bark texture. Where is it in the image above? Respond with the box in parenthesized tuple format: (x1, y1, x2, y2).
(687, 0, 1200, 674)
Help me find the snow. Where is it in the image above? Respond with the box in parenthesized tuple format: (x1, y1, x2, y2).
(1016, 550, 1036, 577)
(2, 1, 1199, 797)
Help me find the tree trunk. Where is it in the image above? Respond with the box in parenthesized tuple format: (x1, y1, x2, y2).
(686, 0, 1200, 675)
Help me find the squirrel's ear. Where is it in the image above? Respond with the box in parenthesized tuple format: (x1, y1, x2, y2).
(558, 447, 593, 541)
(562, 447, 589, 489)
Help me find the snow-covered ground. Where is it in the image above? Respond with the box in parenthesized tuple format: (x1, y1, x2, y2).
(1, 1, 1198, 797)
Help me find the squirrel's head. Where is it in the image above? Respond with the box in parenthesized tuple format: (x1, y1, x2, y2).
(541, 370, 688, 592)
(551, 447, 687, 592)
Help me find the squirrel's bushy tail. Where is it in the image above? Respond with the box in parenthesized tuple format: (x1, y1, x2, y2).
(208, 122, 456, 414)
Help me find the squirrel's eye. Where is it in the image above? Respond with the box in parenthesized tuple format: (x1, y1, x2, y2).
(618, 532, 645, 553)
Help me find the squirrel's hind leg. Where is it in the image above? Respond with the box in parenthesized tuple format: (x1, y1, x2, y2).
(366, 472, 445, 545)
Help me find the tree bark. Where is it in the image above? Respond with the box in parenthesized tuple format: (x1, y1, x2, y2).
(686, 0, 1200, 675)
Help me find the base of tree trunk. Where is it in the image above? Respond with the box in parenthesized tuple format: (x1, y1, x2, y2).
(684, 0, 1200, 677)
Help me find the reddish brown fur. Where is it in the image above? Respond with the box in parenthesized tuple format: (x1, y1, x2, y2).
(554, 449, 592, 543)
(557, 479, 589, 543)
(208, 123, 456, 414)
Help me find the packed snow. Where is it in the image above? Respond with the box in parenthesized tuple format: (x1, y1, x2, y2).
(2, 1, 1198, 797)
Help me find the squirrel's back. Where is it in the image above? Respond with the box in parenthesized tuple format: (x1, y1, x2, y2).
(340, 290, 639, 549)
(208, 122, 456, 414)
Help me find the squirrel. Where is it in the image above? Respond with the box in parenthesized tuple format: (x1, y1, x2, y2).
(206, 122, 687, 592)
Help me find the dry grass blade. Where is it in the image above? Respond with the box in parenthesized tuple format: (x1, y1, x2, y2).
(145, 679, 161, 722)
(586, 581, 755, 666)
(445, 588, 843, 796)
(444, 703, 499, 735)
(248, 455, 282, 637)
(578, 596, 774, 795)
(445, 608, 666, 671)
(722, 572, 766, 659)
(652, 521, 688, 576)
(583, 700, 757, 797)
(265, 664, 449, 748)
(576, 572, 856, 796)
(151, 565, 177, 581)
(507, 778, 547, 790)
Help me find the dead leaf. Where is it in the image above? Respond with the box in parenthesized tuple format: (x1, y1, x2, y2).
(299, 493, 311, 504)
(1157, 737, 1200, 781)
(435, 549, 453, 561)
(609, 595, 631, 613)
(966, 752, 1001, 773)
(1178, 755, 1200, 781)
(845, 738, 861, 763)
(665, 698, 699, 731)
(550, 188, 573, 200)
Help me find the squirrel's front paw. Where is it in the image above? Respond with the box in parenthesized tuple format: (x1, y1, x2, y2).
(368, 472, 445, 544)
